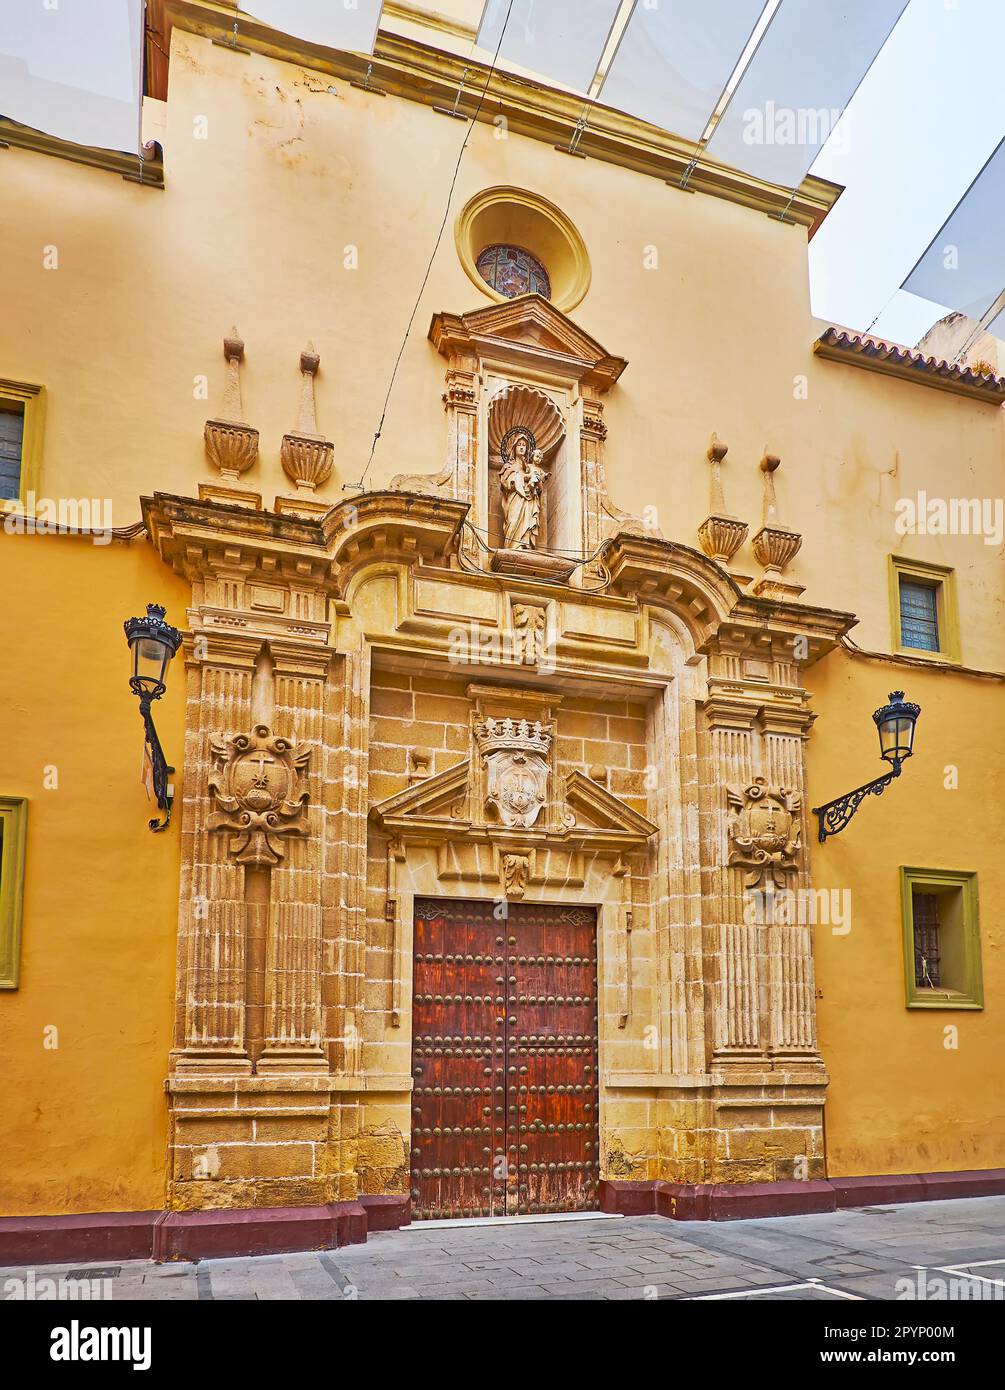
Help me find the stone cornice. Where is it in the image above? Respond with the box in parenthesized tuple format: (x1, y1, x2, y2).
(161, 0, 841, 234)
(142, 489, 467, 594)
(0, 117, 164, 187)
(605, 531, 857, 663)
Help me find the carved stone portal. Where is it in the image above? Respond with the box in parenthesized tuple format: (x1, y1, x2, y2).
(208, 724, 311, 866)
(726, 777, 802, 888)
(475, 717, 552, 829)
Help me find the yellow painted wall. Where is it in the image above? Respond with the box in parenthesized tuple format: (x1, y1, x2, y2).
(808, 649, 1005, 1176)
(0, 534, 188, 1214)
(0, 12, 1002, 1208)
(1, 27, 1001, 662)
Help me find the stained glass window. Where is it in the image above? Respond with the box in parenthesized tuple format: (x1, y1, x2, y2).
(476, 243, 552, 300)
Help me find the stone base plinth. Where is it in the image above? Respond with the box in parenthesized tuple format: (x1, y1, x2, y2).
(167, 1073, 357, 1212)
(490, 548, 577, 582)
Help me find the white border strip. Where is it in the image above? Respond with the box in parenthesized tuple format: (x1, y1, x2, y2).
(691, 1278, 863, 1301)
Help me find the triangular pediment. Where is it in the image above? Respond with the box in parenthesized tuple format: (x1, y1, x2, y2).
(370, 761, 655, 848)
(564, 770, 657, 839)
(430, 295, 627, 391)
(370, 759, 470, 830)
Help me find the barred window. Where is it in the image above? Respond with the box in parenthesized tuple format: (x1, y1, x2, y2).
(476, 243, 551, 301)
(901, 868, 982, 1010)
(911, 890, 941, 988)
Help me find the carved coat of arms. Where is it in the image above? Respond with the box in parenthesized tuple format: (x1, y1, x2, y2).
(475, 717, 552, 830)
(726, 777, 802, 888)
(208, 724, 310, 866)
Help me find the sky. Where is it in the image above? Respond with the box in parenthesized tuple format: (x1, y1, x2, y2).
(809, 0, 1005, 348)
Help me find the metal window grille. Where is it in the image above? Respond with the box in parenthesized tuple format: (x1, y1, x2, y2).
(912, 891, 941, 988)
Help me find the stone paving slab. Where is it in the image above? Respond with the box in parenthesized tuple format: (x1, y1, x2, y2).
(2, 1196, 1004, 1301)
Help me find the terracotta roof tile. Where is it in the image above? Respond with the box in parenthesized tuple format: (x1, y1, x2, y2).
(814, 327, 1005, 404)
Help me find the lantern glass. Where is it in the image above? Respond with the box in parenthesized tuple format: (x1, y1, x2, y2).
(131, 634, 172, 687)
(124, 604, 181, 691)
(874, 691, 920, 766)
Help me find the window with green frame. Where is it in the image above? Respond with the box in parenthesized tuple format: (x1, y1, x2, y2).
(900, 867, 982, 1010)
(0, 797, 28, 990)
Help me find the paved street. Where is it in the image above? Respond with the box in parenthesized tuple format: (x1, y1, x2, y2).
(5, 1197, 1005, 1301)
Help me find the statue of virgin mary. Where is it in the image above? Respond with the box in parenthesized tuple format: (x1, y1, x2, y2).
(499, 430, 546, 551)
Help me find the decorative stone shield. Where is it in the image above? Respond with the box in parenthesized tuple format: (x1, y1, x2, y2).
(208, 724, 310, 866)
(475, 717, 552, 830)
(726, 777, 801, 888)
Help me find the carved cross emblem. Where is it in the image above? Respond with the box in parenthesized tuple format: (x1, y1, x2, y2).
(208, 724, 311, 866)
(726, 777, 801, 888)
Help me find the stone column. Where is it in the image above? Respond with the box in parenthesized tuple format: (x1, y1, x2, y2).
(258, 642, 332, 1073)
(701, 696, 763, 1061)
(172, 633, 258, 1074)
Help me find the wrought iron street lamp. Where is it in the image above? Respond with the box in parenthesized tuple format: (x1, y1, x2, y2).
(124, 603, 182, 832)
(812, 691, 921, 843)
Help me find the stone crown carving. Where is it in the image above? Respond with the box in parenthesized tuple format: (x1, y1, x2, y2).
(698, 433, 749, 564)
(281, 342, 334, 495)
(751, 452, 803, 595)
(474, 717, 552, 759)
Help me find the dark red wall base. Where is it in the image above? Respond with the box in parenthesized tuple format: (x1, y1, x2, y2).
(600, 1167, 1005, 1221)
(2, 1172, 1003, 1265)
(0, 1197, 410, 1267)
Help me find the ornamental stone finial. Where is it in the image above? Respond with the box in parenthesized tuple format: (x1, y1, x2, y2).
(281, 341, 334, 497)
(751, 450, 804, 598)
(697, 432, 749, 565)
(204, 327, 260, 484)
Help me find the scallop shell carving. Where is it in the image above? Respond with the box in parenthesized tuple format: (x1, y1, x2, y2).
(487, 384, 566, 462)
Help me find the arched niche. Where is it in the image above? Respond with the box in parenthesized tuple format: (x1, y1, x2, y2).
(486, 383, 567, 552)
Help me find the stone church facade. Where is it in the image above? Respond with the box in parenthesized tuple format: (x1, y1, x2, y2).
(1, 2, 1003, 1262)
(145, 291, 852, 1248)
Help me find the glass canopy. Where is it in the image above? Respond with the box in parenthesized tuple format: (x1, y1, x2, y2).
(706, 0, 909, 187)
(476, 0, 622, 93)
(902, 135, 1005, 330)
(243, 0, 384, 55)
(0, 0, 143, 153)
(599, 0, 766, 146)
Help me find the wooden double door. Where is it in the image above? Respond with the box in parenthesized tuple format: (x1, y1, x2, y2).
(410, 898, 600, 1219)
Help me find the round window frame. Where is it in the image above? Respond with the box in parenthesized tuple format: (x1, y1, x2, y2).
(475, 242, 553, 301)
(455, 186, 591, 313)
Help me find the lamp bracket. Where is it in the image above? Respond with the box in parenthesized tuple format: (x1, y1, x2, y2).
(812, 762, 901, 843)
(131, 677, 174, 833)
